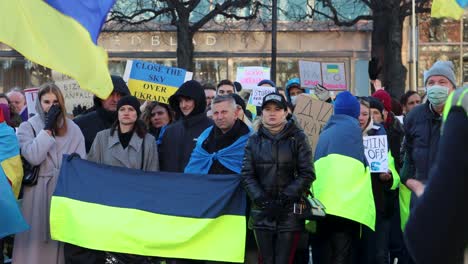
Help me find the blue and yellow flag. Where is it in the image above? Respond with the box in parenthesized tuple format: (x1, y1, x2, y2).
(432, 0, 468, 19)
(50, 155, 247, 262)
(0, 0, 116, 99)
(0, 112, 29, 238)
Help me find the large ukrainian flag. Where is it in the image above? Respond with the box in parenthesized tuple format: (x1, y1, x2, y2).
(50, 155, 247, 262)
(0, 109, 29, 238)
(0, 0, 116, 99)
(432, 0, 468, 19)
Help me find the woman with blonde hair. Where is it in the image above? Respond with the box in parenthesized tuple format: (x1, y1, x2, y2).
(13, 83, 86, 264)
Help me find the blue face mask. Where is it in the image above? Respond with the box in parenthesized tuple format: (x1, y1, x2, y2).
(426, 85, 449, 106)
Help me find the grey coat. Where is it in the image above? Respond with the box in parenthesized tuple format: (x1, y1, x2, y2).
(13, 115, 86, 264)
(87, 128, 159, 171)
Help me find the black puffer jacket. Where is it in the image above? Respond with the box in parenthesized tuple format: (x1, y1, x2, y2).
(159, 80, 213, 172)
(241, 119, 315, 231)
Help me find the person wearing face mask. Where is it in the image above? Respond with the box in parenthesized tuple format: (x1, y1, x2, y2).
(401, 61, 457, 203)
(285, 78, 305, 108)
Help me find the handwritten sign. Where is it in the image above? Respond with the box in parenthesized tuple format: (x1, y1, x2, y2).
(363, 135, 388, 173)
(123, 60, 193, 103)
(24, 88, 39, 116)
(293, 94, 333, 153)
(321, 62, 346, 90)
(55, 79, 94, 114)
(249, 86, 277, 107)
(299, 61, 322, 88)
(235, 67, 271, 90)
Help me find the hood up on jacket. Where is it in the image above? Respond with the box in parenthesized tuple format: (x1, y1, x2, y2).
(169, 80, 207, 119)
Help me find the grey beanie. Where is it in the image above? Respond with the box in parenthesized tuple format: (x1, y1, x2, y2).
(423, 61, 456, 87)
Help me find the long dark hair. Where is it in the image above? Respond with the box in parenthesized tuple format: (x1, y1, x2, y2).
(141, 101, 173, 129)
(110, 119, 147, 139)
(37, 83, 68, 136)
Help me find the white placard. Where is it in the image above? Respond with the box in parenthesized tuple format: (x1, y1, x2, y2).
(363, 135, 388, 173)
(235, 66, 271, 90)
(250, 86, 277, 107)
(299, 61, 322, 88)
(24, 88, 39, 116)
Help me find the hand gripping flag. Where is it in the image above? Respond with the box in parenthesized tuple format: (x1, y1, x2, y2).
(432, 0, 468, 19)
(0, 108, 29, 238)
(50, 155, 247, 262)
(0, 0, 116, 99)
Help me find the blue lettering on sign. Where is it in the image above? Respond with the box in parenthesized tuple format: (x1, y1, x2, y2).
(130, 60, 187, 88)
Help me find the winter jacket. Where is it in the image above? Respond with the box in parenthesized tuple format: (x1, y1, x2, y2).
(241, 119, 315, 231)
(73, 75, 130, 153)
(74, 107, 117, 153)
(364, 122, 395, 217)
(401, 101, 442, 184)
(87, 128, 159, 171)
(314, 114, 375, 230)
(405, 99, 468, 264)
(384, 112, 405, 172)
(159, 80, 213, 172)
(13, 115, 86, 264)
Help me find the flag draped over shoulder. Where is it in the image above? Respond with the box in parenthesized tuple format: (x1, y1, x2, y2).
(432, 0, 468, 19)
(0, 110, 29, 238)
(0, 0, 116, 99)
(50, 155, 247, 263)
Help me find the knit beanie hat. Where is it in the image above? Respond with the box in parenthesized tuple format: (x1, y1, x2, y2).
(117, 96, 141, 117)
(334, 91, 360, 119)
(423, 61, 457, 88)
(231, 93, 246, 113)
(372, 90, 392, 112)
(368, 96, 384, 115)
(257, 79, 276, 87)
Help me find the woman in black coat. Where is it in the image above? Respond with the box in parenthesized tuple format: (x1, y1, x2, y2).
(241, 92, 315, 264)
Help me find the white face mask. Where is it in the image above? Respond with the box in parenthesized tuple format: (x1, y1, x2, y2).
(290, 96, 297, 106)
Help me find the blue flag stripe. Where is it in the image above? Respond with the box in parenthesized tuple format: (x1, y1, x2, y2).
(53, 156, 246, 218)
(45, 0, 115, 44)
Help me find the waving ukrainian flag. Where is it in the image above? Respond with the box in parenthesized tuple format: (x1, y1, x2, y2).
(50, 155, 247, 262)
(0, 0, 116, 99)
(432, 0, 468, 19)
(0, 109, 29, 238)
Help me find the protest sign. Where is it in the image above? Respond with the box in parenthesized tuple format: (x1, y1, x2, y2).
(249, 86, 276, 107)
(235, 67, 270, 90)
(293, 94, 333, 153)
(299, 61, 322, 88)
(24, 88, 38, 116)
(363, 135, 388, 173)
(55, 79, 93, 115)
(321, 62, 346, 90)
(123, 60, 193, 103)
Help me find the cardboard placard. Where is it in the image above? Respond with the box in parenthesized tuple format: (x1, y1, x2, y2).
(24, 88, 39, 116)
(235, 66, 271, 90)
(293, 94, 333, 153)
(363, 135, 388, 173)
(123, 60, 193, 103)
(55, 79, 94, 114)
(299, 61, 322, 88)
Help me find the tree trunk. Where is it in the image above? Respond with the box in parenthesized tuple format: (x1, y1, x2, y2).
(374, 0, 407, 99)
(176, 17, 195, 72)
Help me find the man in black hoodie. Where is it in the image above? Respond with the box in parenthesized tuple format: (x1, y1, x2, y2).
(159, 80, 213, 172)
(74, 75, 130, 153)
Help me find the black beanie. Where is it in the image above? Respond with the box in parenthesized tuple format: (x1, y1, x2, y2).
(231, 93, 246, 112)
(368, 96, 384, 115)
(117, 96, 141, 117)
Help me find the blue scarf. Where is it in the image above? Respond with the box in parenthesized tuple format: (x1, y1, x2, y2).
(184, 126, 251, 174)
